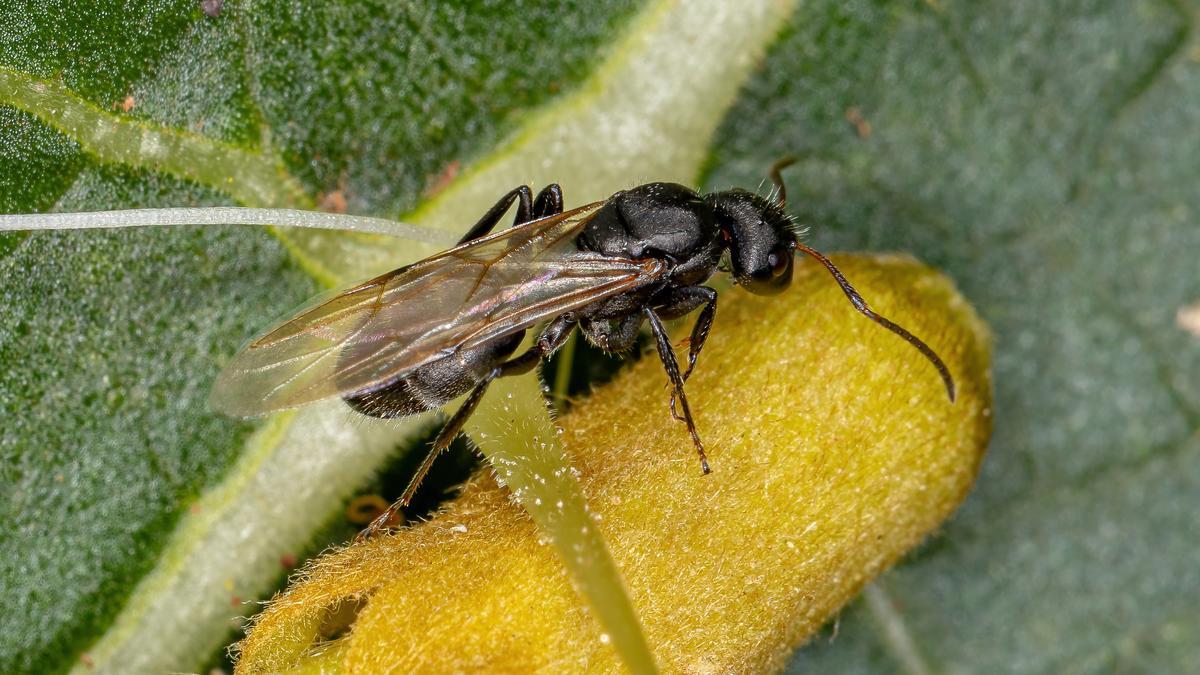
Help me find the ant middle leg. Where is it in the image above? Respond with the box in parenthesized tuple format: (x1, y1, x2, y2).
(644, 307, 710, 474)
(654, 286, 718, 420)
(494, 315, 576, 377)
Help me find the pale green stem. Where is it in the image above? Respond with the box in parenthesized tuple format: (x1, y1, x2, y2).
(864, 582, 936, 675)
(466, 367, 658, 674)
(552, 331, 579, 407)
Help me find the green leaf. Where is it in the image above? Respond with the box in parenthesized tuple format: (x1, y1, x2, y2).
(700, 0, 1200, 671)
(1, 2, 654, 673)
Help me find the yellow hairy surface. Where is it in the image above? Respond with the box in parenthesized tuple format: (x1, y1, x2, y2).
(235, 254, 992, 674)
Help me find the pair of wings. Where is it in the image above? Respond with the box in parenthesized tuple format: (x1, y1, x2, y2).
(210, 201, 666, 417)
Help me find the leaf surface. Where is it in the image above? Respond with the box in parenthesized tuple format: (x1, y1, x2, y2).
(1, 2, 647, 672)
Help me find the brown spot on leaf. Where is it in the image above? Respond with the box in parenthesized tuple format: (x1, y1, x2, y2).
(319, 189, 347, 214)
(424, 161, 461, 198)
(845, 106, 872, 138)
(201, 0, 223, 18)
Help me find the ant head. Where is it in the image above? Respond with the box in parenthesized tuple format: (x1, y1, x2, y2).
(707, 158, 958, 403)
(706, 188, 797, 295)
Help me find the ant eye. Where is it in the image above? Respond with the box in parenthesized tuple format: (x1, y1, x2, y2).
(744, 244, 793, 295)
(768, 248, 789, 277)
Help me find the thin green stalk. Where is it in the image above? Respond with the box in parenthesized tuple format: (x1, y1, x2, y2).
(864, 583, 935, 675)
(466, 368, 658, 674)
(552, 332, 579, 407)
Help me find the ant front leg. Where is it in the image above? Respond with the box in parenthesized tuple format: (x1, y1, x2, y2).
(643, 307, 711, 474)
(656, 286, 718, 421)
(657, 286, 718, 381)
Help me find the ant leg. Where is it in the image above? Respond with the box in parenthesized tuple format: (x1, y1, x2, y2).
(357, 375, 495, 541)
(656, 286, 718, 420)
(457, 186, 534, 244)
(643, 307, 711, 474)
(494, 316, 576, 377)
(656, 286, 718, 381)
(531, 184, 564, 219)
(683, 291, 717, 381)
(357, 317, 578, 539)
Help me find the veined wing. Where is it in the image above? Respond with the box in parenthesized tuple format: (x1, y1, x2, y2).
(210, 202, 665, 416)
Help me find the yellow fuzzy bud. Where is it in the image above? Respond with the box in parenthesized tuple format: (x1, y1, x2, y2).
(235, 254, 992, 673)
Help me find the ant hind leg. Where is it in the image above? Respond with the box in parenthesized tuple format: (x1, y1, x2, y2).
(456, 183, 563, 246)
(532, 184, 564, 219)
(457, 185, 534, 244)
(355, 317, 577, 541)
(356, 376, 494, 541)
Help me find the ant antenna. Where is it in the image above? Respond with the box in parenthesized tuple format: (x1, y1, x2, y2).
(794, 241, 957, 402)
(769, 156, 798, 207)
(766, 156, 954, 401)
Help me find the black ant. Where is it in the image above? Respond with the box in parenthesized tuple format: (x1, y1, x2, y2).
(212, 159, 955, 537)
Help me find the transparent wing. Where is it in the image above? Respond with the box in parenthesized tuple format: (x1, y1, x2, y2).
(210, 202, 665, 416)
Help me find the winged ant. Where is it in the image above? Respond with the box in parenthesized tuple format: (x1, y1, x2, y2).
(211, 159, 955, 538)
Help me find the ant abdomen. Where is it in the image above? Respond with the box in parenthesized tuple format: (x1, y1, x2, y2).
(342, 331, 524, 419)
